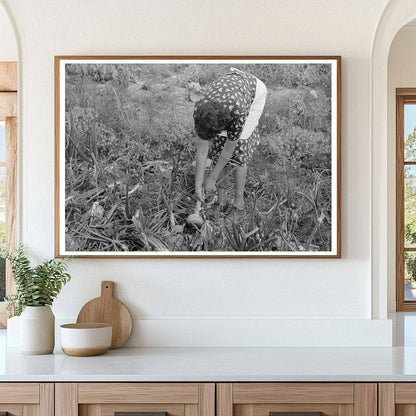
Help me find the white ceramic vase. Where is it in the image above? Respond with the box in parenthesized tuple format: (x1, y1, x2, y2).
(19, 306, 55, 354)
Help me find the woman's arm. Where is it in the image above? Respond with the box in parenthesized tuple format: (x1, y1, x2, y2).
(207, 139, 237, 184)
(195, 138, 209, 201)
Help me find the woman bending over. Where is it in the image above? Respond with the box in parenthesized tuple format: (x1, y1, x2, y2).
(193, 67, 267, 211)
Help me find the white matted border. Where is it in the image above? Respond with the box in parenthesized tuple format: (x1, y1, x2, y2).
(55, 56, 341, 258)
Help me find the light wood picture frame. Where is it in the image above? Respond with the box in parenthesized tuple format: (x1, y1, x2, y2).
(55, 56, 341, 258)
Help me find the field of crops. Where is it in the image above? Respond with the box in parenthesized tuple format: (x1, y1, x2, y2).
(64, 63, 332, 253)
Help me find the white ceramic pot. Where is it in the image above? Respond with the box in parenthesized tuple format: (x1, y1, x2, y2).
(19, 306, 55, 354)
(60, 323, 112, 356)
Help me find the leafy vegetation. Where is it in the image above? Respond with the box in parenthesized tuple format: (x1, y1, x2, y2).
(64, 63, 333, 252)
(1, 246, 71, 315)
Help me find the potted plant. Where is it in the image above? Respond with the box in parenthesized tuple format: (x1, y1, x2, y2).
(2, 246, 71, 354)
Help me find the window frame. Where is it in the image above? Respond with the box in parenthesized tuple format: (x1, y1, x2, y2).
(0, 62, 17, 328)
(396, 88, 416, 311)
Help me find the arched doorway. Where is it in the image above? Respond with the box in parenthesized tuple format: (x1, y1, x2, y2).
(371, 0, 416, 319)
(0, 0, 19, 327)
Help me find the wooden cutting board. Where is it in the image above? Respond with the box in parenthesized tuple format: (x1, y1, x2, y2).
(76, 281, 133, 349)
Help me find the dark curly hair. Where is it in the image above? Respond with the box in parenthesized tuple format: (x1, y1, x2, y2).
(194, 101, 233, 140)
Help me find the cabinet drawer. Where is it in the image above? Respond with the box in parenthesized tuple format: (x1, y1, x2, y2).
(56, 383, 215, 416)
(0, 383, 39, 404)
(78, 383, 200, 404)
(217, 383, 376, 416)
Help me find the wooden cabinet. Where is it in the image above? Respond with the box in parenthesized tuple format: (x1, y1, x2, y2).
(0, 381, 389, 416)
(217, 383, 377, 416)
(0, 383, 53, 416)
(55, 383, 215, 416)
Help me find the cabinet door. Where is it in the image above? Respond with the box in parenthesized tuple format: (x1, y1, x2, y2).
(379, 383, 416, 416)
(0, 383, 53, 416)
(217, 383, 377, 416)
(56, 383, 215, 416)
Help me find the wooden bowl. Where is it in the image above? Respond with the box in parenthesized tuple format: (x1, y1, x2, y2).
(60, 323, 112, 356)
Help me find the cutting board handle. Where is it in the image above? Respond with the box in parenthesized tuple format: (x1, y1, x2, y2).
(101, 281, 115, 298)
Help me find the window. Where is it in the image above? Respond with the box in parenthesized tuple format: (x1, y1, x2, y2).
(396, 89, 416, 310)
(0, 62, 17, 327)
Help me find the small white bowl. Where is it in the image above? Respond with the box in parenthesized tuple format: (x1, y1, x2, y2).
(60, 323, 112, 356)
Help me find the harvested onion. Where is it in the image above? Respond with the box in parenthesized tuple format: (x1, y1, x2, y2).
(187, 213, 203, 226)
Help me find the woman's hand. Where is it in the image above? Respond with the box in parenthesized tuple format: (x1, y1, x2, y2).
(195, 187, 205, 203)
(204, 176, 217, 195)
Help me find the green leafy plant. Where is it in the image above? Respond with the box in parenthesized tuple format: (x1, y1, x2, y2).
(1, 246, 71, 316)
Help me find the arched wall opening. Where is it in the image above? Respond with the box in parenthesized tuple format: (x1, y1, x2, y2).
(0, 0, 21, 328)
(371, 0, 416, 319)
(387, 19, 416, 313)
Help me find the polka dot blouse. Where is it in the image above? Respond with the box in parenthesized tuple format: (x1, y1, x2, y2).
(194, 68, 262, 166)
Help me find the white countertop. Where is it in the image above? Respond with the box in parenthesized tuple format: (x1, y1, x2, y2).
(1, 329, 416, 382)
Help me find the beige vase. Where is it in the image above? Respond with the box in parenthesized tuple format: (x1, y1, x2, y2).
(19, 306, 55, 354)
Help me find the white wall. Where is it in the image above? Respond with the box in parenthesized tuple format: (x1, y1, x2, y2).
(1, 0, 393, 346)
(387, 25, 416, 312)
(0, 4, 17, 61)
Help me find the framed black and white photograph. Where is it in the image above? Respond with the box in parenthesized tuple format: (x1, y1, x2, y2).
(55, 56, 341, 258)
